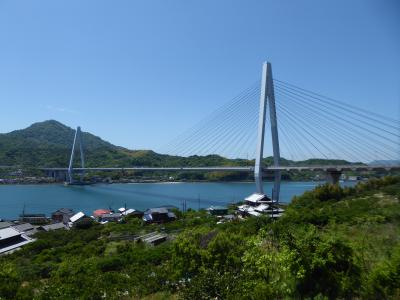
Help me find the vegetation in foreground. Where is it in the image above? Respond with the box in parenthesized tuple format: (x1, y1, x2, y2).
(1, 176, 400, 299)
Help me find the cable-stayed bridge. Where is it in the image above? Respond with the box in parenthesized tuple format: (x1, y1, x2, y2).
(43, 62, 400, 203)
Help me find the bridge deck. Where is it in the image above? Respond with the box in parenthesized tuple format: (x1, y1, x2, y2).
(42, 165, 400, 172)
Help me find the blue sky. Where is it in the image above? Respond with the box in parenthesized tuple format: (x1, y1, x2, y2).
(0, 0, 399, 153)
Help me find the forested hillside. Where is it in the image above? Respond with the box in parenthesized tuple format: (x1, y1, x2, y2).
(0, 120, 353, 170)
(1, 176, 399, 299)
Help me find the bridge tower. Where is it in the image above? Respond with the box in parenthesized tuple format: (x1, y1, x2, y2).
(68, 126, 85, 184)
(254, 61, 281, 202)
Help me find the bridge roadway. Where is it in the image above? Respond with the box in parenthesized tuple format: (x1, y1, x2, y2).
(42, 164, 400, 173)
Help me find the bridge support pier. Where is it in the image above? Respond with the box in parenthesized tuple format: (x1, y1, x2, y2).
(326, 170, 342, 185)
(44, 170, 67, 182)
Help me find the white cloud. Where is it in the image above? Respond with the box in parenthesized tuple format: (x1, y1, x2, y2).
(45, 105, 80, 114)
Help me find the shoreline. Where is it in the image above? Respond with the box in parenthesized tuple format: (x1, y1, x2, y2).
(0, 179, 330, 186)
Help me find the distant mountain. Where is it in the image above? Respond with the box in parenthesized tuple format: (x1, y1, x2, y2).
(0, 120, 354, 169)
(0, 120, 127, 168)
(370, 160, 400, 166)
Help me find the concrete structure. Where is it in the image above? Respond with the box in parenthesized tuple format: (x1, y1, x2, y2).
(326, 170, 342, 184)
(254, 61, 281, 202)
(68, 126, 85, 184)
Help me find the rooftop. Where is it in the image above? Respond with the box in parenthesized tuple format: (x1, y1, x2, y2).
(53, 208, 74, 215)
(93, 209, 112, 217)
(70, 212, 85, 223)
(39, 223, 67, 231)
(0, 221, 12, 229)
(0, 227, 34, 254)
(122, 208, 137, 216)
(0, 227, 21, 240)
(145, 207, 169, 214)
(245, 193, 268, 203)
(207, 205, 227, 210)
(12, 223, 35, 233)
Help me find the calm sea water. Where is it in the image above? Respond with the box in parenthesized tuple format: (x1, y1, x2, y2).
(0, 181, 356, 220)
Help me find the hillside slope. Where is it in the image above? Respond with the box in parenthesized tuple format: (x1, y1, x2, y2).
(0, 120, 353, 169)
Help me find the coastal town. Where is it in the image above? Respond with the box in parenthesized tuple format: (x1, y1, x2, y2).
(0, 192, 284, 256)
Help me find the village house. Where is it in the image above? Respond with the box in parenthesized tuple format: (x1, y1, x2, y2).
(97, 213, 122, 223)
(119, 207, 144, 218)
(143, 207, 176, 223)
(69, 212, 92, 228)
(19, 213, 47, 225)
(244, 193, 271, 206)
(0, 227, 35, 255)
(51, 208, 75, 224)
(207, 205, 228, 216)
(93, 209, 112, 218)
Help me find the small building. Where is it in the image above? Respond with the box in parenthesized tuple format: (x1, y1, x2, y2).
(143, 208, 176, 224)
(118, 207, 142, 216)
(237, 204, 261, 217)
(122, 208, 135, 216)
(0, 227, 35, 255)
(19, 214, 47, 225)
(97, 213, 122, 223)
(137, 232, 168, 246)
(38, 222, 68, 232)
(93, 209, 112, 218)
(70, 212, 86, 223)
(69, 212, 92, 228)
(207, 206, 228, 216)
(124, 209, 144, 218)
(51, 208, 75, 224)
(244, 193, 271, 206)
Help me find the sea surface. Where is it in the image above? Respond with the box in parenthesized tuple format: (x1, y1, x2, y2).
(0, 181, 356, 220)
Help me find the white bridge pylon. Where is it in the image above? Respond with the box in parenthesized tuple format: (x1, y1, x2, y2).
(254, 61, 281, 202)
(68, 126, 85, 184)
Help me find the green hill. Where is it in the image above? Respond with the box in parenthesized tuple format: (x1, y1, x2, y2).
(0, 120, 355, 180)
